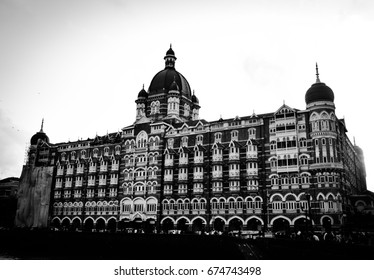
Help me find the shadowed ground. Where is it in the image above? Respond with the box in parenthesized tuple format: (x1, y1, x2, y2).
(0, 229, 373, 260)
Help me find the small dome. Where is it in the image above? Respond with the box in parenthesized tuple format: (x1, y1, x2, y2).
(305, 82, 334, 104)
(166, 46, 175, 56)
(137, 87, 148, 99)
(192, 93, 199, 104)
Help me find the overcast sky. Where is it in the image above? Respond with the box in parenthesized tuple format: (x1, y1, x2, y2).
(0, 0, 373, 191)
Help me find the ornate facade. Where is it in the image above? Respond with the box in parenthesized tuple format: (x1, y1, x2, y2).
(24, 47, 368, 234)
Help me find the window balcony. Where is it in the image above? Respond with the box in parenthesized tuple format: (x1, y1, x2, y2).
(212, 187, 222, 193)
(247, 186, 258, 191)
(65, 181, 72, 188)
(229, 153, 240, 161)
(164, 175, 173, 182)
(55, 182, 62, 188)
(212, 171, 222, 178)
(229, 170, 240, 177)
(165, 159, 174, 166)
(66, 168, 74, 175)
(89, 166, 96, 173)
(148, 174, 157, 180)
(179, 158, 188, 165)
(212, 155, 222, 162)
(123, 189, 133, 195)
(178, 188, 188, 195)
(76, 167, 84, 174)
(229, 186, 240, 192)
(246, 169, 258, 176)
(134, 190, 145, 195)
(110, 178, 118, 185)
(178, 174, 188, 181)
(99, 179, 106, 186)
(193, 187, 203, 194)
(100, 166, 108, 172)
(57, 168, 64, 176)
(194, 157, 204, 164)
(147, 187, 156, 195)
(193, 173, 203, 180)
(164, 188, 173, 195)
(88, 180, 95, 186)
(111, 164, 119, 171)
(246, 152, 257, 159)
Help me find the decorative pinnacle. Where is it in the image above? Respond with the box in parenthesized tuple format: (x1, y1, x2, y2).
(316, 62, 321, 83)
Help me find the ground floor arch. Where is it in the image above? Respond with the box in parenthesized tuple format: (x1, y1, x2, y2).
(161, 217, 174, 233)
(71, 217, 81, 232)
(271, 216, 291, 234)
(246, 216, 263, 231)
(212, 217, 226, 232)
(228, 217, 244, 231)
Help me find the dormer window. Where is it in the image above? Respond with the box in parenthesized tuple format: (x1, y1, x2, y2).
(214, 132, 222, 143)
(231, 130, 238, 141)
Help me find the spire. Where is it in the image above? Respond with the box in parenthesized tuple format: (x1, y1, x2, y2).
(316, 62, 321, 83)
(40, 118, 44, 132)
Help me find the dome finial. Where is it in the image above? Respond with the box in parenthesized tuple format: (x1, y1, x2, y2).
(40, 118, 44, 132)
(316, 62, 321, 83)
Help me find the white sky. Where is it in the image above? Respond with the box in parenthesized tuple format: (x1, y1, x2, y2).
(0, 0, 373, 191)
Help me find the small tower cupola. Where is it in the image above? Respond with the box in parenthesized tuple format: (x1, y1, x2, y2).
(135, 85, 147, 120)
(305, 63, 335, 108)
(167, 77, 180, 116)
(191, 90, 200, 121)
(164, 44, 177, 69)
(30, 118, 50, 145)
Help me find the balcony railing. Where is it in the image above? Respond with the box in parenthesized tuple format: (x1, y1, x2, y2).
(165, 159, 174, 166)
(164, 175, 173, 182)
(212, 171, 222, 178)
(178, 174, 188, 181)
(229, 153, 240, 160)
(194, 157, 204, 164)
(193, 173, 203, 180)
(212, 155, 222, 162)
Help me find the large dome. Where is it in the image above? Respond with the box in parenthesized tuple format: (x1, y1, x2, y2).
(149, 69, 191, 98)
(148, 46, 192, 99)
(305, 82, 334, 104)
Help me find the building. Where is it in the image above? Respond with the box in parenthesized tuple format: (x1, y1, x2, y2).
(18, 46, 369, 234)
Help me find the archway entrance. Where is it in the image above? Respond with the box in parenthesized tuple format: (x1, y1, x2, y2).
(84, 218, 94, 232)
(322, 217, 332, 232)
(144, 219, 156, 234)
(51, 219, 61, 230)
(192, 218, 205, 234)
(96, 218, 106, 232)
(177, 218, 189, 233)
(272, 218, 290, 235)
(213, 218, 225, 232)
(133, 218, 144, 233)
(62, 219, 70, 231)
(71, 218, 81, 232)
(107, 218, 117, 233)
(228, 218, 243, 232)
(162, 219, 174, 233)
(247, 218, 262, 231)
(294, 218, 312, 234)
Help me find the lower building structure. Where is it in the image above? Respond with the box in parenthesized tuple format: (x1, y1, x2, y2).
(17, 46, 370, 235)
